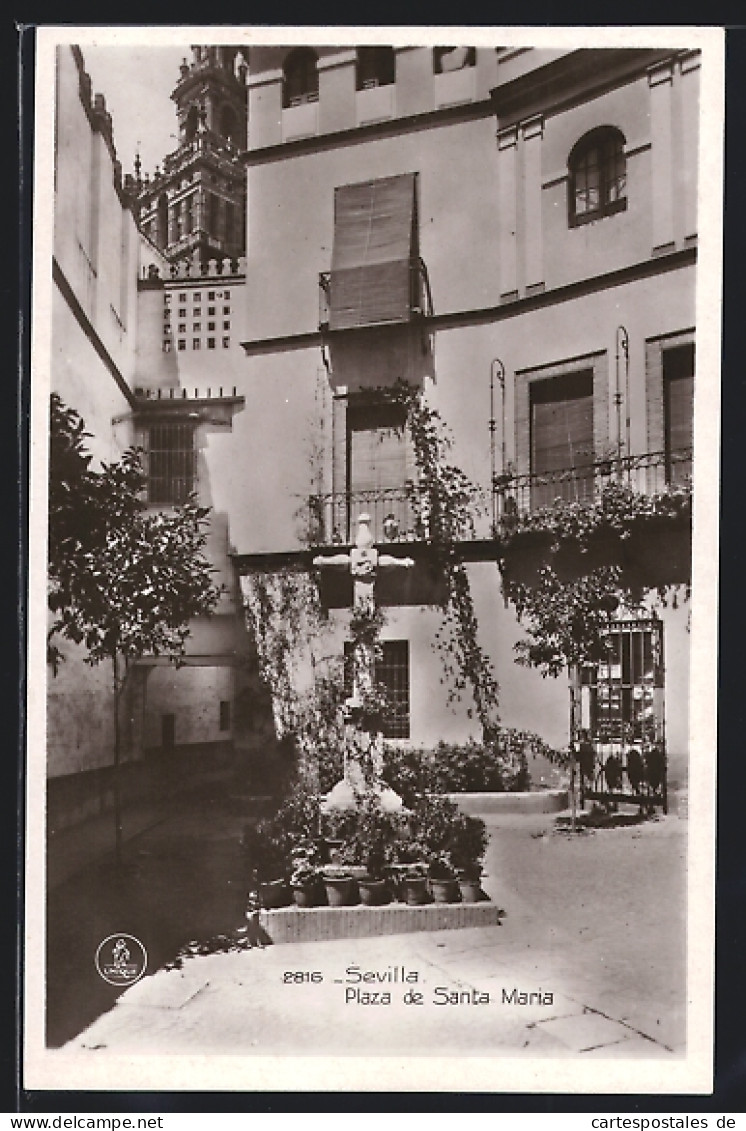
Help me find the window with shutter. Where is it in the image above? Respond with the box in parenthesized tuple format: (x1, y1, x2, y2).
(329, 173, 418, 330)
(530, 369, 594, 509)
(663, 343, 694, 484)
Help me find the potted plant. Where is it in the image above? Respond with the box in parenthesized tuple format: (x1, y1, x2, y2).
(242, 819, 292, 908)
(427, 852, 460, 904)
(358, 843, 392, 906)
(399, 861, 430, 906)
(289, 842, 325, 908)
(446, 812, 488, 903)
(351, 796, 399, 905)
(322, 865, 358, 907)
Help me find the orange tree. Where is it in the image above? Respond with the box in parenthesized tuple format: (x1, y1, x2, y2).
(48, 394, 220, 860)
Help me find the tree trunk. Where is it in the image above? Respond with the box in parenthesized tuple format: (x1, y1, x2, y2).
(112, 650, 122, 864)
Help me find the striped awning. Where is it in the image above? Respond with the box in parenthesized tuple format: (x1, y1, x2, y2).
(329, 173, 417, 330)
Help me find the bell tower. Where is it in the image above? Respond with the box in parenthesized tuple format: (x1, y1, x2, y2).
(134, 45, 247, 266)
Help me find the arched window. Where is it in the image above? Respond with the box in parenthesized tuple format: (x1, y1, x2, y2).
(433, 47, 476, 73)
(356, 46, 395, 90)
(282, 48, 319, 108)
(568, 127, 627, 226)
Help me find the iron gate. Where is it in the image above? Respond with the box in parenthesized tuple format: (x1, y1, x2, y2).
(571, 616, 667, 813)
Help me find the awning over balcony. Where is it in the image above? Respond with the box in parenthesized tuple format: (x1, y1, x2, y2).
(329, 172, 418, 330)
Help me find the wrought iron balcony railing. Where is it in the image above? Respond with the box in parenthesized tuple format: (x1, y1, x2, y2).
(305, 450, 692, 548)
(492, 447, 692, 529)
(306, 487, 425, 547)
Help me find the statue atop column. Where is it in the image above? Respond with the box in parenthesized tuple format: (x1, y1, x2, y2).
(313, 514, 414, 811)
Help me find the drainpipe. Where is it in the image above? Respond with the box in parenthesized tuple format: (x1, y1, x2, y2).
(615, 326, 629, 477)
(490, 358, 505, 533)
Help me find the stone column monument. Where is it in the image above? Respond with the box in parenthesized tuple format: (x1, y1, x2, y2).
(313, 514, 414, 811)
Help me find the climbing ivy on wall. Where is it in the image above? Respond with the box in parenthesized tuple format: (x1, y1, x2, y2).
(389, 382, 501, 737)
(497, 478, 693, 681)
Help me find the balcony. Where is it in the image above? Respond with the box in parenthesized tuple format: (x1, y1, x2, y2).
(305, 449, 691, 553)
(319, 256, 432, 332)
(306, 487, 428, 548)
(492, 448, 693, 532)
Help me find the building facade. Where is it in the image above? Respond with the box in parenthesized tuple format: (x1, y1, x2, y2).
(47, 41, 699, 828)
(234, 44, 697, 781)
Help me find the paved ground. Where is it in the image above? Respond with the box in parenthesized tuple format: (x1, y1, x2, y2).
(45, 778, 687, 1059)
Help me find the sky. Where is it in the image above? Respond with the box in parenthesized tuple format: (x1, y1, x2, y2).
(81, 44, 195, 178)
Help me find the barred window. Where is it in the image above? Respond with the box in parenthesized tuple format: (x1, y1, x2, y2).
(146, 421, 195, 504)
(344, 639, 410, 740)
(569, 127, 627, 226)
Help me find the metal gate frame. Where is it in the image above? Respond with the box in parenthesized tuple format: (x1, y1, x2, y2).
(571, 615, 668, 813)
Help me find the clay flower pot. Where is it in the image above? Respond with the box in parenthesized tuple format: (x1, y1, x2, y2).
(259, 879, 292, 909)
(323, 874, 357, 907)
(402, 875, 430, 906)
(429, 877, 460, 904)
(292, 881, 325, 908)
(457, 876, 482, 903)
(358, 878, 391, 906)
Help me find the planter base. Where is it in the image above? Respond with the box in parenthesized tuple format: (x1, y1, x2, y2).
(260, 900, 503, 944)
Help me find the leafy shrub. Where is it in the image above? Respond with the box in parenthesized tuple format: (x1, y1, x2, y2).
(383, 734, 536, 799)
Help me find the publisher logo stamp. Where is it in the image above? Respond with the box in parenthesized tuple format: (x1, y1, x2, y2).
(95, 934, 147, 987)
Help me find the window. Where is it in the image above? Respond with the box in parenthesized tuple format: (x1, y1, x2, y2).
(433, 47, 476, 73)
(663, 343, 694, 484)
(579, 618, 663, 746)
(356, 46, 395, 90)
(208, 322, 215, 331)
(193, 322, 201, 331)
(208, 306, 216, 315)
(223, 321, 230, 331)
(208, 338, 216, 349)
(223, 305, 230, 314)
(344, 640, 410, 739)
(146, 421, 195, 504)
(177, 340, 186, 351)
(219, 700, 231, 732)
(222, 337, 230, 348)
(569, 127, 627, 226)
(329, 172, 419, 330)
(347, 401, 410, 542)
(193, 338, 201, 350)
(530, 369, 594, 509)
(282, 47, 319, 108)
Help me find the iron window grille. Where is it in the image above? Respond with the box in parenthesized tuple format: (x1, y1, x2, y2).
(344, 639, 410, 740)
(146, 420, 196, 505)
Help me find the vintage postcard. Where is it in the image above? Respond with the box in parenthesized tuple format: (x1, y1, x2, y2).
(24, 25, 723, 1094)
